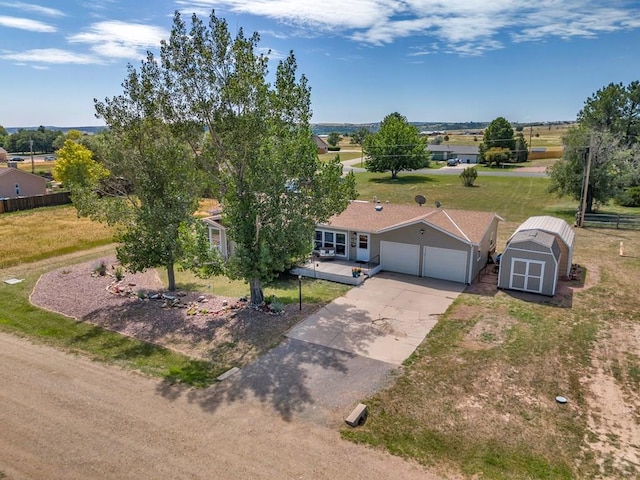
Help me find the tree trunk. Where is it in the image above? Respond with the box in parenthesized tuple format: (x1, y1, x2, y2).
(166, 263, 176, 291)
(586, 186, 594, 213)
(391, 169, 398, 179)
(249, 277, 264, 306)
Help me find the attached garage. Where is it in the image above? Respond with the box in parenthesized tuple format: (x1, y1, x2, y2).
(498, 230, 560, 296)
(380, 241, 420, 276)
(422, 246, 468, 283)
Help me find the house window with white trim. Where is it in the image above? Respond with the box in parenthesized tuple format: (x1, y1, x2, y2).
(314, 229, 346, 256)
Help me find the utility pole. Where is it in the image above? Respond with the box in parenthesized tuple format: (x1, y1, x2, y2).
(529, 125, 533, 153)
(29, 137, 34, 174)
(578, 134, 594, 228)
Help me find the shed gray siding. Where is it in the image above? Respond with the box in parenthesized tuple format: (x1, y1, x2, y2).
(498, 230, 560, 296)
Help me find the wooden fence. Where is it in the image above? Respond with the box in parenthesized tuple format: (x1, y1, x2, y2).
(0, 191, 71, 214)
(583, 213, 640, 229)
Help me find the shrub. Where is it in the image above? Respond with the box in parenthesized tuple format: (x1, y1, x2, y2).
(459, 166, 478, 187)
(616, 186, 640, 207)
(93, 259, 107, 276)
(114, 265, 124, 281)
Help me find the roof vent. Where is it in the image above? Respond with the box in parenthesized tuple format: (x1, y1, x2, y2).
(374, 205, 383, 212)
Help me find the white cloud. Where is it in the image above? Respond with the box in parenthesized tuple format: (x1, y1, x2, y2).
(0, 15, 56, 32)
(68, 21, 168, 60)
(175, 0, 640, 55)
(0, 2, 65, 17)
(0, 48, 104, 65)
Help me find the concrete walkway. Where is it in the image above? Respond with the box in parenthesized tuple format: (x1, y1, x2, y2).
(287, 272, 465, 365)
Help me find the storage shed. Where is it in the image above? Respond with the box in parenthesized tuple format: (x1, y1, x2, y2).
(498, 230, 561, 296)
(508, 216, 574, 277)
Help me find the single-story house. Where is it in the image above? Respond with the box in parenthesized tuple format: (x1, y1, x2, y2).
(0, 147, 7, 163)
(203, 201, 503, 284)
(313, 135, 329, 154)
(0, 163, 47, 198)
(427, 145, 480, 164)
(316, 201, 502, 283)
(497, 216, 575, 296)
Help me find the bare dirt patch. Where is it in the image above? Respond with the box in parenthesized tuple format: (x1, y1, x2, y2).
(30, 256, 315, 364)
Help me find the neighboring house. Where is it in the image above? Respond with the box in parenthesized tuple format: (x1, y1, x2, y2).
(0, 147, 7, 163)
(0, 164, 47, 198)
(202, 212, 232, 259)
(427, 145, 480, 164)
(316, 201, 502, 284)
(313, 135, 328, 154)
(498, 216, 575, 296)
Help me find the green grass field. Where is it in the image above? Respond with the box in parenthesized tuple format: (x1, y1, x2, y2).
(354, 172, 575, 224)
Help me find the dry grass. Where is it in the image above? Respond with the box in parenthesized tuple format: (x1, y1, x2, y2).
(344, 225, 640, 479)
(0, 205, 114, 269)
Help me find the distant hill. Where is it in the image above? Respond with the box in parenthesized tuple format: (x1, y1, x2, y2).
(311, 121, 573, 136)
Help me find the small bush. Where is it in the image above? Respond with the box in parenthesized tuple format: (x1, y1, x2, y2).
(616, 186, 640, 207)
(114, 265, 124, 281)
(460, 166, 478, 187)
(93, 259, 107, 276)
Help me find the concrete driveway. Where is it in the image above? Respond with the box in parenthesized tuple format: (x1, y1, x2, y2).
(287, 272, 465, 365)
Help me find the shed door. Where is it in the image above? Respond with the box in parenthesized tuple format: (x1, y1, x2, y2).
(510, 258, 544, 293)
(380, 241, 420, 276)
(422, 246, 468, 283)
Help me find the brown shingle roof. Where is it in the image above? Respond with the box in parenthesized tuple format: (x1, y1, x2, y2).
(321, 201, 500, 244)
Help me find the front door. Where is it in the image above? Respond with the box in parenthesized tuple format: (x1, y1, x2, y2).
(356, 233, 370, 262)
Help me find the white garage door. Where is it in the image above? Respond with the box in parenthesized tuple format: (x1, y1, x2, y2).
(380, 241, 420, 276)
(422, 246, 468, 283)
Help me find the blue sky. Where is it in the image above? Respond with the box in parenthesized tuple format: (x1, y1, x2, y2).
(2, 0, 640, 127)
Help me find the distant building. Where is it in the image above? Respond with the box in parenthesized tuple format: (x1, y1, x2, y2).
(0, 147, 7, 163)
(313, 135, 329, 154)
(0, 163, 47, 198)
(427, 145, 480, 164)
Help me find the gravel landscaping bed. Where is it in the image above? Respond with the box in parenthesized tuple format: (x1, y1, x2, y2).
(30, 256, 312, 363)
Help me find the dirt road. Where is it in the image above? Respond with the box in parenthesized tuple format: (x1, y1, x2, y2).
(0, 332, 437, 479)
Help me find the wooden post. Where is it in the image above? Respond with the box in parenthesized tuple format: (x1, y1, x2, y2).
(579, 135, 593, 228)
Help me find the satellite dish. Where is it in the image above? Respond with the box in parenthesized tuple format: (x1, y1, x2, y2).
(414, 194, 426, 206)
(435, 200, 442, 208)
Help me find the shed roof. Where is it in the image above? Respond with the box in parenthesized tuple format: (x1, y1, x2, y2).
(321, 201, 501, 244)
(510, 230, 556, 249)
(511, 215, 574, 248)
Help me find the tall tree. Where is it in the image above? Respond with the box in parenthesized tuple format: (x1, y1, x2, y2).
(349, 127, 370, 146)
(78, 57, 207, 291)
(363, 112, 429, 179)
(327, 132, 341, 147)
(578, 81, 640, 145)
(514, 132, 529, 163)
(547, 126, 627, 213)
(159, 11, 356, 305)
(479, 117, 515, 163)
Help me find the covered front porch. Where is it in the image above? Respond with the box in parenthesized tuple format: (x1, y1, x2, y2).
(291, 257, 382, 286)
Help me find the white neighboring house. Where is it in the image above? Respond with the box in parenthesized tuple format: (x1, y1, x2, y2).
(202, 213, 232, 259)
(427, 145, 480, 164)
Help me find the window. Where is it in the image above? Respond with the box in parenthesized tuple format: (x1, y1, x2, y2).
(314, 229, 346, 257)
(15, 184, 20, 196)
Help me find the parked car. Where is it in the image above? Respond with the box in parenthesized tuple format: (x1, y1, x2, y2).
(10, 156, 24, 162)
(44, 156, 56, 161)
(447, 158, 459, 166)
